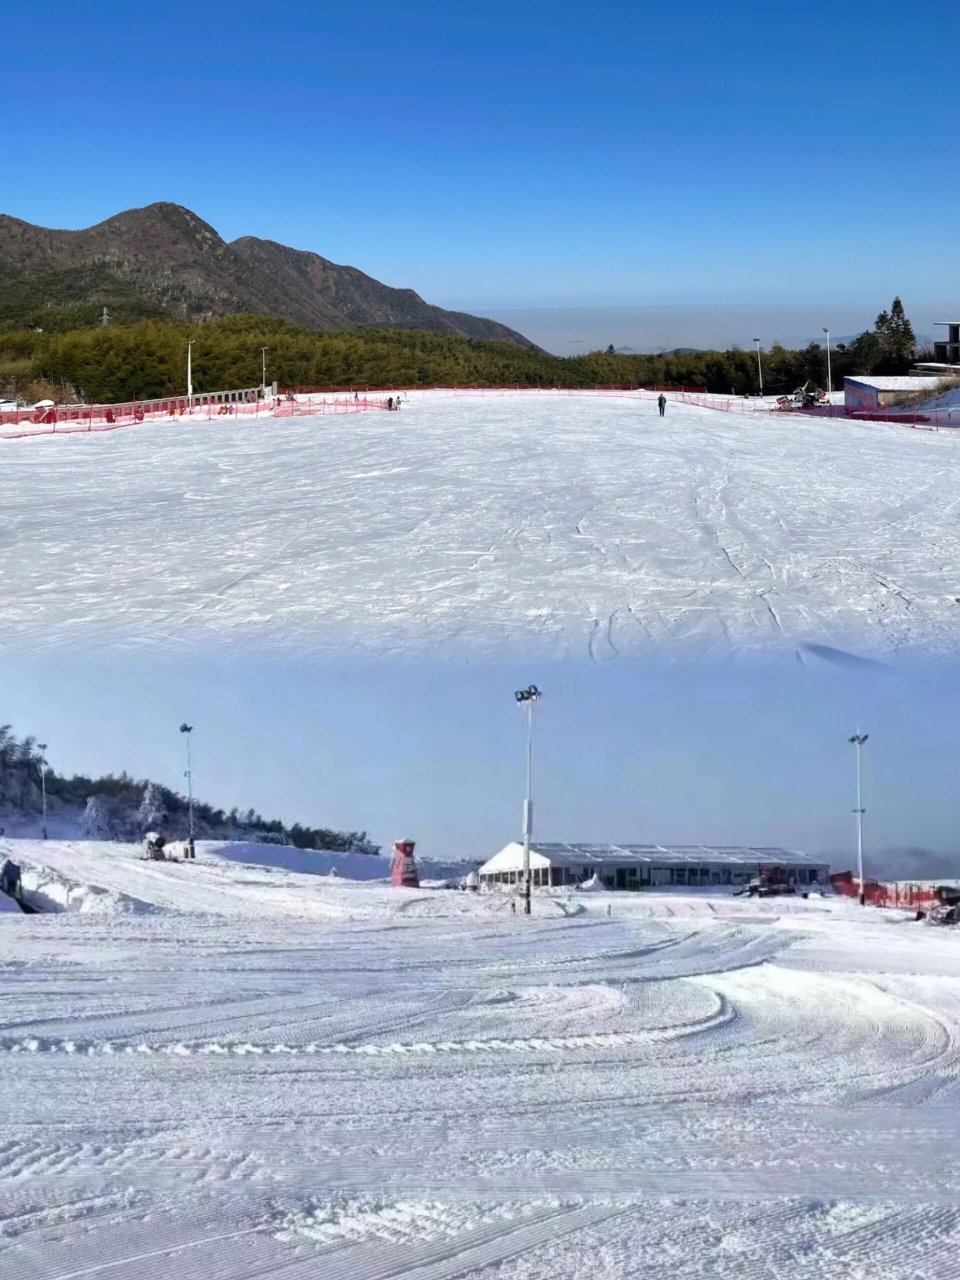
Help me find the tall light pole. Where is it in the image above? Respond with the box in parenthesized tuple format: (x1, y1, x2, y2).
(260, 347, 268, 395)
(187, 339, 195, 401)
(514, 685, 542, 916)
(37, 742, 48, 832)
(849, 732, 868, 905)
(753, 338, 764, 398)
(180, 723, 195, 849)
(822, 327, 832, 398)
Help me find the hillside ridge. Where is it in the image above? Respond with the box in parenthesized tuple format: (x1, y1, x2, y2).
(0, 202, 534, 344)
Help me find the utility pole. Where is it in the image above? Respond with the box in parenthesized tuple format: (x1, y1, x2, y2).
(823, 327, 832, 397)
(187, 339, 195, 402)
(753, 338, 764, 398)
(849, 732, 868, 904)
(38, 742, 48, 833)
(180, 723, 195, 855)
(514, 685, 542, 916)
(260, 347, 268, 395)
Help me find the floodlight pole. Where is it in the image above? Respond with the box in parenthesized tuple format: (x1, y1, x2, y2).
(180, 723, 195, 845)
(753, 338, 763, 397)
(849, 732, 868, 904)
(187, 339, 195, 402)
(515, 685, 542, 916)
(823, 327, 832, 397)
(260, 347, 268, 394)
(38, 742, 48, 828)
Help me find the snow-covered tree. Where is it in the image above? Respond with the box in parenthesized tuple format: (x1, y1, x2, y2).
(82, 796, 114, 840)
(137, 783, 167, 835)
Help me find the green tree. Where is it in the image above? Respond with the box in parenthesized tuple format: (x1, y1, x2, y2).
(870, 296, 917, 373)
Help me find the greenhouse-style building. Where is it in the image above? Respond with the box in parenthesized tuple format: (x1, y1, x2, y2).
(478, 842, 829, 891)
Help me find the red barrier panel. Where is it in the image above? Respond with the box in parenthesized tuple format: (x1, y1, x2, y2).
(830, 870, 960, 909)
(0, 394, 393, 441)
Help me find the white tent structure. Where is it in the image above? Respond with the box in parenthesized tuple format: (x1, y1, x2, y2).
(478, 842, 829, 892)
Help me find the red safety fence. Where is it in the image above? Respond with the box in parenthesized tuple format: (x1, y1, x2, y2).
(670, 390, 960, 431)
(9, 383, 956, 442)
(0, 394, 394, 441)
(778, 403, 960, 431)
(831, 870, 960, 910)
(672, 391, 774, 414)
(284, 384, 708, 396)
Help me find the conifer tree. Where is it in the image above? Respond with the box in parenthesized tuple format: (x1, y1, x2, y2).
(83, 796, 114, 839)
(137, 782, 167, 835)
(873, 296, 917, 371)
(886, 296, 916, 366)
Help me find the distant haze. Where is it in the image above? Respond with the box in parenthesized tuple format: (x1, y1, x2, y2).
(463, 304, 950, 357)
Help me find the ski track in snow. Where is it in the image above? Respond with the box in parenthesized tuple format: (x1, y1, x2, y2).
(5, 840, 960, 1275)
(2, 389, 960, 662)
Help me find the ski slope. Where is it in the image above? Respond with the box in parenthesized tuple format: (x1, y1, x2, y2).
(3, 389, 960, 662)
(6, 839, 474, 918)
(3, 839, 960, 1277)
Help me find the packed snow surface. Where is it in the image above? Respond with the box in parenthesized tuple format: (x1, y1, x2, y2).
(3, 389, 960, 661)
(4, 839, 960, 1277)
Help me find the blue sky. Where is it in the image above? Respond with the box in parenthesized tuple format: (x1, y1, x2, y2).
(4, 653, 960, 866)
(6, 0, 959, 309)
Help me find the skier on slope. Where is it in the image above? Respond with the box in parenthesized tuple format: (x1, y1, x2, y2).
(657, 393, 667, 418)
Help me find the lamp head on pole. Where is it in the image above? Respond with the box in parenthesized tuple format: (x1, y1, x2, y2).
(179, 723, 193, 735)
(514, 685, 542, 704)
(848, 733, 868, 745)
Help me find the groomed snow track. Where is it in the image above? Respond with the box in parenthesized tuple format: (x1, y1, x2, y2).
(3, 389, 960, 662)
(4, 840, 960, 1277)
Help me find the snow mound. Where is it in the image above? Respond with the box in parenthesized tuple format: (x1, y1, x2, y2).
(910, 382, 960, 413)
(19, 865, 153, 916)
(201, 841, 477, 883)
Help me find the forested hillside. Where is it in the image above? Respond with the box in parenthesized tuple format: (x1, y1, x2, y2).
(0, 298, 920, 405)
(0, 726, 377, 852)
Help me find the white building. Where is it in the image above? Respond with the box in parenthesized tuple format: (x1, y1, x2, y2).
(478, 842, 829, 891)
(843, 375, 943, 412)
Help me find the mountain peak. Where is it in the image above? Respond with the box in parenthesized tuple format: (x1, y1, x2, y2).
(0, 204, 534, 345)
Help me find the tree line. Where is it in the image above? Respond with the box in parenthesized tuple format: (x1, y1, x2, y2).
(0, 299, 921, 405)
(0, 726, 378, 852)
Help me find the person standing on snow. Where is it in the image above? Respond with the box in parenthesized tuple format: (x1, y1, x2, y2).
(657, 393, 667, 418)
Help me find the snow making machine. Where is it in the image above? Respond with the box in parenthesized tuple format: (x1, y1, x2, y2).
(140, 833, 198, 863)
(142, 832, 168, 861)
(777, 381, 827, 410)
